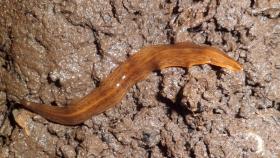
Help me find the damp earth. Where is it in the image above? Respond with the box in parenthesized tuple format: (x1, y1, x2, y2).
(0, 0, 279, 157)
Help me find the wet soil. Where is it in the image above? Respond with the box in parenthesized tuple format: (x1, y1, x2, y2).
(0, 0, 279, 157)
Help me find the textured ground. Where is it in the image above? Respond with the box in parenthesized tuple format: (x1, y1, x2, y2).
(0, 0, 279, 157)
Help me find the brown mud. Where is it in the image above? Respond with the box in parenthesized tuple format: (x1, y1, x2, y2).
(0, 0, 279, 157)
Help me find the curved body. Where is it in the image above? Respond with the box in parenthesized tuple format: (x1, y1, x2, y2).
(21, 42, 242, 125)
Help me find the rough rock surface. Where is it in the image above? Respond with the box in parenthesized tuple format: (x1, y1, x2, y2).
(0, 0, 279, 157)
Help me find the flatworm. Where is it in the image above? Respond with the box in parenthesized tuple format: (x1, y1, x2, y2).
(20, 42, 242, 125)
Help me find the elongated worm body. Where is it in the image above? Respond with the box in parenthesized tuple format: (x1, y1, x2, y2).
(20, 42, 242, 125)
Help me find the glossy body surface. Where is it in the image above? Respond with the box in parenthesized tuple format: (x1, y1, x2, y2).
(21, 42, 242, 125)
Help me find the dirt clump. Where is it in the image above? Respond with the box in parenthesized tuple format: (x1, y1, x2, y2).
(0, 0, 279, 157)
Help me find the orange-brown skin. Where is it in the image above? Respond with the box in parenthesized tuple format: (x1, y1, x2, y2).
(20, 42, 242, 125)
